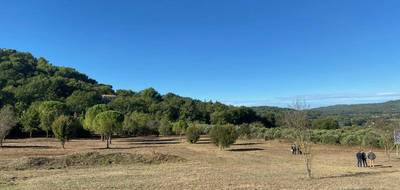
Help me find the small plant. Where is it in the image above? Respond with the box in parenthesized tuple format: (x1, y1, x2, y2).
(186, 124, 201, 144)
(209, 124, 238, 150)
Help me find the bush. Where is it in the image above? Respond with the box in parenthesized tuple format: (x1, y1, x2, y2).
(197, 124, 213, 135)
(320, 131, 340, 144)
(263, 128, 275, 140)
(172, 120, 188, 136)
(237, 124, 251, 139)
(209, 124, 238, 150)
(340, 134, 361, 146)
(312, 118, 339, 130)
(158, 119, 173, 136)
(362, 131, 381, 148)
(186, 125, 201, 144)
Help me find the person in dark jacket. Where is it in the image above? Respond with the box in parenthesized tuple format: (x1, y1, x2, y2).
(367, 150, 376, 167)
(361, 151, 368, 167)
(356, 151, 363, 167)
(291, 144, 296, 155)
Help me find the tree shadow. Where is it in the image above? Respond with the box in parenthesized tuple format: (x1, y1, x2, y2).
(196, 141, 211, 144)
(116, 137, 179, 143)
(228, 148, 264, 152)
(130, 141, 180, 145)
(93, 145, 165, 150)
(234, 142, 263, 146)
(373, 164, 392, 168)
(317, 170, 399, 179)
(0, 145, 54, 149)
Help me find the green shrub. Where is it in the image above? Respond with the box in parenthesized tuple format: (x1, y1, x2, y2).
(280, 128, 297, 141)
(237, 124, 252, 139)
(362, 131, 381, 148)
(186, 125, 201, 144)
(340, 134, 361, 146)
(172, 120, 188, 136)
(312, 118, 339, 130)
(320, 131, 340, 144)
(158, 119, 173, 136)
(264, 128, 276, 140)
(209, 124, 238, 150)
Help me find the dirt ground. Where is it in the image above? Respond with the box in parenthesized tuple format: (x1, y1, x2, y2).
(0, 136, 400, 190)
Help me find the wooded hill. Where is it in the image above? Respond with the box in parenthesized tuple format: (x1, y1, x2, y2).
(0, 49, 278, 137)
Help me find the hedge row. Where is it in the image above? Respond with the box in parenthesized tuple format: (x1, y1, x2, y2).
(231, 123, 387, 148)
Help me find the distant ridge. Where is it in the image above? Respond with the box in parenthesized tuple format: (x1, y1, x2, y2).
(310, 100, 400, 116)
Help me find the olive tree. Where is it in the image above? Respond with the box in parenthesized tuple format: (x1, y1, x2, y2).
(186, 124, 201, 144)
(0, 105, 17, 147)
(52, 115, 74, 149)
(209, 124, 238, 150)
(173, 120, 188, 141)
(374, 119, 397, 162)
(285, 100, 313, 179)
(93, 111, 124, 148)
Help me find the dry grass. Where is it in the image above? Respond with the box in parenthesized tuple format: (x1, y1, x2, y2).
(1, 136, 400, 190)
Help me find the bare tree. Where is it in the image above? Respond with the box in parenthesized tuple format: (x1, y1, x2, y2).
(0, 105, 18, 147)
(285, 100, 313, 179)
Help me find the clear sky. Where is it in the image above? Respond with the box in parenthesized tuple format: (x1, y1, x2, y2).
(2, 0, 400, 107)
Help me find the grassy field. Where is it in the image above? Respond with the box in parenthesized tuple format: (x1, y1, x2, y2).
(1, 136, 400, 190)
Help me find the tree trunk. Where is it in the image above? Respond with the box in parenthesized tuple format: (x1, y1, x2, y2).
(101, 134, 104, 141)
(385, 146, 391, 162)
(29, 131, 32, 138)
(106, 135, 110, 149)
(305, 155, 312, 179)
(109, 136, 112, 145)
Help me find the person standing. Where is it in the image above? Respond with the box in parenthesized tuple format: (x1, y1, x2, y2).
(361, 150, 368, 167)
(291, 144, 296, 155)
(367, 150, 376, 167)
(356, 151, 363, 167)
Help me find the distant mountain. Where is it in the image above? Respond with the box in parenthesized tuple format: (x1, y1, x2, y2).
(310, 100, 400, 117)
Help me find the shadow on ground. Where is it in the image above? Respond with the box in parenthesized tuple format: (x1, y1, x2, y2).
(229, 148, 264, 152)
(0, 145, 54, 149)
(234, 142, 263, 146)
(317, 170, 399, 179)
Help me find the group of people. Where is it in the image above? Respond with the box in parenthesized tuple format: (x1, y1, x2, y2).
(290, 144, 302, 155)
(356, 150, 376, 168)
(289, 144, 377, 168)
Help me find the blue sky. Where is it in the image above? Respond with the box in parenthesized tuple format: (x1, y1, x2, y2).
(1, 0, 400, 107)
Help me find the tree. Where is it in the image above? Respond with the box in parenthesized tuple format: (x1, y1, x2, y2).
(66, 90, 103, 114)
(83, 104, 111, 140)
(158, 118, 173, 136)
(52, 115, 74, 149)
(312, 118, 339, 130)
(374, 119, 397, 161)
(38, 101, 67, 137)
(186, 124, 201, 144)
(20, 103, 41, 137)
(173, 120, 188, 140)
(209, 124, 238, 150)
(122, 112, 157, 136)
(285, 100, 313, 178)
(0, 105, 17, 147)
(93, 111, 124, 148)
